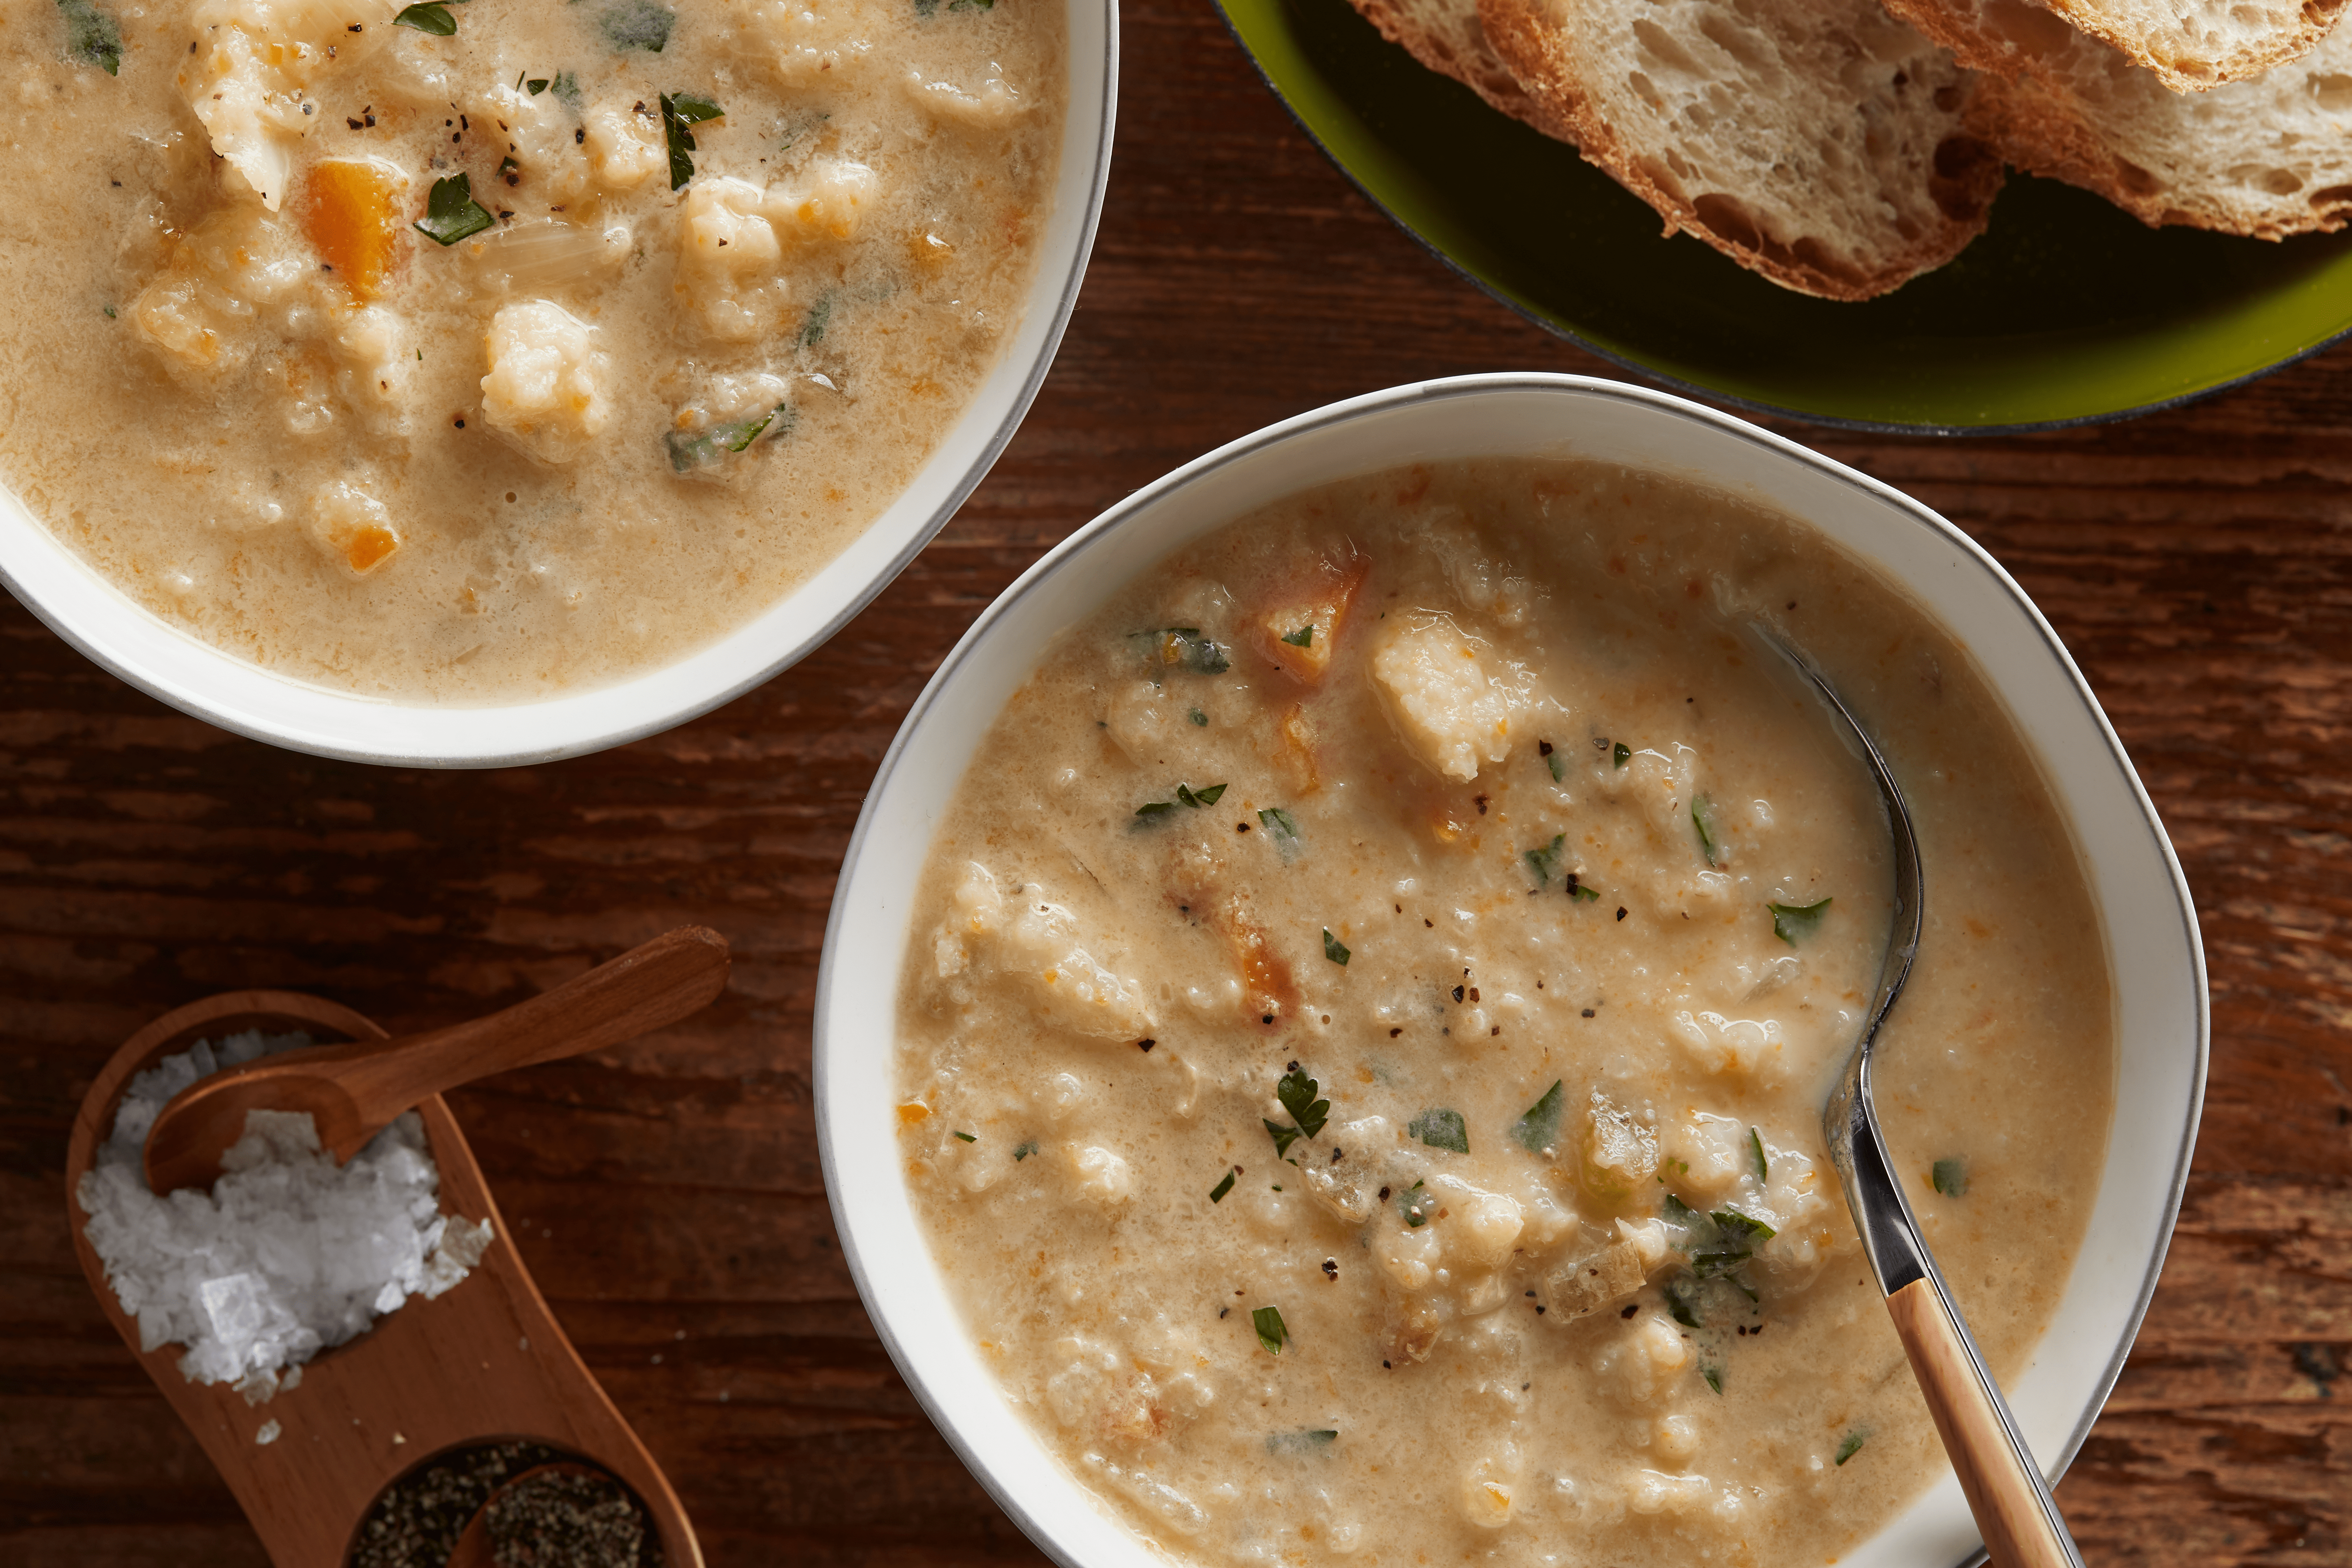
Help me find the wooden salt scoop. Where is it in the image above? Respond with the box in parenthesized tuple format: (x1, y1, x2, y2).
(143, 926, 729, 1194)
(66, 988, 707, 1568)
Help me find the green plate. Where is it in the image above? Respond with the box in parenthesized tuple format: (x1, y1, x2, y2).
(1218, 0, 2352, 431)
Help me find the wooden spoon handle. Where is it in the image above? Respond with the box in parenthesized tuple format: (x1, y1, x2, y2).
(1886, 1276, 2082, 1568)
(342, 927, 730, 1128)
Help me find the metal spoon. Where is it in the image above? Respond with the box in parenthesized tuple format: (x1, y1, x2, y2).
(1761, 631, 2084, 1568)
(141, 925, 730, 1195)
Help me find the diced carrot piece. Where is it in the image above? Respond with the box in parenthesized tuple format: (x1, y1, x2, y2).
(304, 159, 403, 300)
(1256, 555, 1368, 686)
(342, 524, 399, 574)
(897, 1102, 931, 1125)
(1223, 900, 1295, 1028)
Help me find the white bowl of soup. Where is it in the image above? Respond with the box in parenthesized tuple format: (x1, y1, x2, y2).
(0, 0, 1114, 766)
(814, 375, 2206, 1568)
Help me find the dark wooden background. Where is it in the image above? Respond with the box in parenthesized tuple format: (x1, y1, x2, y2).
(5, 0, 2347, 1560)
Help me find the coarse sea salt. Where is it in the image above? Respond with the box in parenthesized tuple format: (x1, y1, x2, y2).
(76, 1029, 493, 1403)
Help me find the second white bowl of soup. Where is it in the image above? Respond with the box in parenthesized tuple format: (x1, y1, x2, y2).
(0, 0, 1114, 766)
(816, 375, 2206, 1568)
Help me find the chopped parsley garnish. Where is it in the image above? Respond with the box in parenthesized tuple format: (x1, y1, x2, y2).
(1769, 897, 1832, 945)
(1524, 832, 1566, 889)
(664, 401, 792, 472)
(527, 77, 552, 94)
(1749, 1127, 1770, 1182)
(798, 289, 836, 346)
(1513, 1079, 1565, 1153)
(392, 0, 465, 34)
(600, 0, 674, 51)
(413, 173, 495, 245)
(1932, 1158, 1970, 1197)
(1835, 1429, 1869, 1465)
(1257, 807, 1302, 858)
(1278, 1070, 1329, 1137)
(1209, 1168, 1236, 1203)
(1175, 782, 1227, 808)
(660, 91, 723, 190)
(951, 1130, 977, 1142)
(1280, 624, 1314, 648)
(1264, 1069, 1329, 1157)
(1409, 1106, 1468, 1155)
(1322, 929, 1349, 966)
(1134, 800, 1175, 818)
(1692, 795, 1724, 865)
(57, 0, 122, 74)
(1266, 1429, 1337, 1454)
(551, 70, 583, 110)
(1663, 1277, 1703, 1328)
(1548, 751, 1566, 782)
(1397, 1180, 1436, 1228)
(1665, 1196, 1775, 1285)
(1702, 1361, 1724, 1395)
(1569, 877, 1602, 903)
(1013, 1139, 1038, 1162)
(1252, 1305, 1288, 1355)
(1128, 627, 1230, 675)
(1613, 741, 1631, 768)
(1188, 707, 1207, 726)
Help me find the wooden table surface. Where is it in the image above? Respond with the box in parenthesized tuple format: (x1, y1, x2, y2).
(5, 1, 2347, 1562)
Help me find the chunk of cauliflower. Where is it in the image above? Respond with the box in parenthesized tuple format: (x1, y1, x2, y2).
(582, 100, 665, 191)
(763, 156, 878, 242)
(678, 176, 788, 340)
(478, 301, 612, 464)
(481, 84, 592, 204)
(735, 0, 874, 83)
(132, 204, 313, 378)
(179, 0, 398, 209)
(1371, 616, 1522, 781)
(934, 863, 1154, 1041)
(903, 65, 1026, 125)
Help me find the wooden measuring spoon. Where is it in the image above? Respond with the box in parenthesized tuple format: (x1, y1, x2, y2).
(66, 989, 704, 1568)
(143, 926, 729, 1194)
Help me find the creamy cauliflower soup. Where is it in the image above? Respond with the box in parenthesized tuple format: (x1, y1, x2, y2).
(1, 0, 1062, 696)
(895, 459, 2116, 1567)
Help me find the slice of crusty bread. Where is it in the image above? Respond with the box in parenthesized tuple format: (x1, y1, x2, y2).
(1346, 0, 1578, 139)
(2012, 0, 2342, 93)
(1478, 0, 2003, 299)
(1889, 0, 2352, 235)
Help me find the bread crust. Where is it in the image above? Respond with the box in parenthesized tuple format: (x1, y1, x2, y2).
(1476, 0, 2002, 299)
(2037, 0, 2346, 92)
(1344, 0, 1580, 140)
(1890, 0, 2352, 236)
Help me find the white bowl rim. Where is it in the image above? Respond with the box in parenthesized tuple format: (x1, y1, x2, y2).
(0, 1, 1119, 770)
(813, 371, 2211, 1568)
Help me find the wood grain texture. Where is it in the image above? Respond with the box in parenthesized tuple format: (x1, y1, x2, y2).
(3, 0, 2348, 1562)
